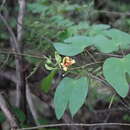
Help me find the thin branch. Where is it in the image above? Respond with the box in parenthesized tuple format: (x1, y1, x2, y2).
(26, 61, 42, 80)
(86, 50, 97, 63)
(16, 0, 26, 109)
(70, 61, 102, 70)
(17, 122, 130, 130)
(26, 81, 40, 126)
(108, 94, 116, 109)
(0, 13, 25, 109)
(17, 0, 26, 44)
(95, 10, 130, 18)
(95, 52, 123, 58)
(0, 92, 19, 129)
(0, 50, 47, 60)
(0, 13, 19, 51)
(87, 72, 111, 88)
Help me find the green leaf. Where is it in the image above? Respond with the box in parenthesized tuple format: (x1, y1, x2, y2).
(89, 24, 110, 36)
(91, 29, 130, 53)
(54, 25, 130, 55)
(54, 77, 88, 119)
(40, 70, 56, 93)
(45, 64, 56, 70)
(51, 15, 74, 27)
(54, 78, 73, 119)
(92, 35, 116, 53)
(103, 54, 130, 97)
(67, 22, 90, 36)
(55, 52, 62, 64)
(54, 36, 92, 56)
(103, 29, 130, 50)
(46, 56, 52, 64)
(69, 77, 88, 117)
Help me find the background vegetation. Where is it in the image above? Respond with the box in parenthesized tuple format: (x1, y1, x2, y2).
(0, 0, 130, 130)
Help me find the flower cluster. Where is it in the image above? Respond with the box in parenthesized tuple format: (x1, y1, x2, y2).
(61, 56, 75, 71)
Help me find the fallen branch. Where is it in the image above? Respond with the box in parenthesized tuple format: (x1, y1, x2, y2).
(17, 122, 130, 130)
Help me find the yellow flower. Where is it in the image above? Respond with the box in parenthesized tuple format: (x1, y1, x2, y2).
(61, 56, 75, 71)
